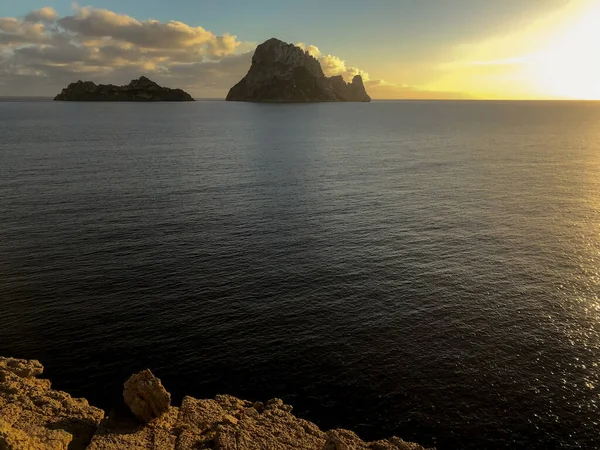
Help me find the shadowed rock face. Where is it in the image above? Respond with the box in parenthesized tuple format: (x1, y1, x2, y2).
(0, 357, 430, 450)
(226, 38, 371, 103)
(54, 76, 195, 101)
(123, 369, 171, 423)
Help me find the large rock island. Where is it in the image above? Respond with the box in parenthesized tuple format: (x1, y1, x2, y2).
(54, 76, 194, 102)
(226, 38, 371, 103)
(0, 356, 430, 450)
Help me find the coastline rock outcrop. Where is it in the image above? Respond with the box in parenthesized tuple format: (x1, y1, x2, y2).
(54, 76, 194, 102)
(0, 357, 431, 450)
(0, 357, 104, 450)
(226, 38, 371, 103)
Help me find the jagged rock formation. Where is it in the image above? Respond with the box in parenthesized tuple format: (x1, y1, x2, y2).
(226, 38, 371, 103)
(54, 76, 194, 102)
(0, 357, 430, 450)
(0, 357, 104, 450)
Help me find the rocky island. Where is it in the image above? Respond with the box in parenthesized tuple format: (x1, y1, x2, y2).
(0, 356, 430, 450)
(54, 76, 194, 102)
(226, 38, 371, 103)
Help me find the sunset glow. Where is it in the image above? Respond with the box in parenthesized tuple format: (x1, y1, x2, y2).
(527, 1, 600, 99)
(1, 0, 599, 99)
(424, 0, 600, 100)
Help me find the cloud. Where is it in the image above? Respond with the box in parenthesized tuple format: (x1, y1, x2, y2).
(0, 17, 49, 45)
(296, 42, 368, 81)
(319, 54, 369, 81)
(24, 7, 58, 23)
(295, 42, 321, 58)
(57, 6, 240, 52)
(0, 5, 445, 98)
(0, 5, 254, 96)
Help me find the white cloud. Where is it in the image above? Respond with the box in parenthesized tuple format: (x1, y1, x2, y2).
(319, 53, 369, 81)
(296, 42, 368, 82)
(296, 42, 321, 58)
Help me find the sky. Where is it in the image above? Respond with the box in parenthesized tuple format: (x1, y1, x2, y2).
(1, 0, 599, 99)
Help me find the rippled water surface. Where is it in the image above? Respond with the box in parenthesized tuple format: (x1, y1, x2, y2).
(1, 100, 600, 449)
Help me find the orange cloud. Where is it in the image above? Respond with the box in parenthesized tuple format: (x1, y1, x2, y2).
(24, 7, 58, 23)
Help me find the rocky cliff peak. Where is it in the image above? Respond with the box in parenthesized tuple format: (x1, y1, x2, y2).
(128, 76, 160, 88)
(226, 38, 371, 103)
(252, 38, 325, 79)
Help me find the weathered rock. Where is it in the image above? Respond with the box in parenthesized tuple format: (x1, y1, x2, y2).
(323, 429, 365, 450)
(123, 369, 171, 423)
(0, 357, 43, 379)
(373, 437, 431, 450)
(226, 38, 371, 103)
(0, 357, 105, 450)
(0, 418, 73, 450)
(345, 75, 372, 102)
(91, 393, 432, 450)
(1, 357, 431, 450)
(87, 407, 179, 450)
(252, 401, 265, 413)
(323, 429, 426, 450)
(54, 76, 194, 101)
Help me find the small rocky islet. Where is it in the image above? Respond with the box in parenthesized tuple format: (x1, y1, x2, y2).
(54, 76, 194, 102)
(0, 356, 429, 449)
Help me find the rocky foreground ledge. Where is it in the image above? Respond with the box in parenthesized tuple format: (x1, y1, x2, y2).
(0, 357, 430, 450)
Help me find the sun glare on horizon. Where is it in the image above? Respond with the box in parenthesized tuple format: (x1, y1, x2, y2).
(422, 0, 600, 100)
(527, 1, 600, 100)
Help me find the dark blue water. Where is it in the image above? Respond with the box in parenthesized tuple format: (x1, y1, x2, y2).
(1, 100, 600, 449)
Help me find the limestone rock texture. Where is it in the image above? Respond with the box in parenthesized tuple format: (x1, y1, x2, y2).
(123, 369, 171, 423)
(0, 358, 431, 450)
(226, 38, 371, 103)
(0, 357, 104, 450)
(54, 76, 194, 101)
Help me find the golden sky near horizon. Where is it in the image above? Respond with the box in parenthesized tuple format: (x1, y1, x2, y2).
(412, 0, 600, 100)
(1, 0, 599, 99)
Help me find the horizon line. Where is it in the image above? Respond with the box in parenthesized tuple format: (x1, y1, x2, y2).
(1, 97, 599, 102)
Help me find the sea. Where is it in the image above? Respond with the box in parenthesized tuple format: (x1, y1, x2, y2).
(1, 99, 599, 449)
